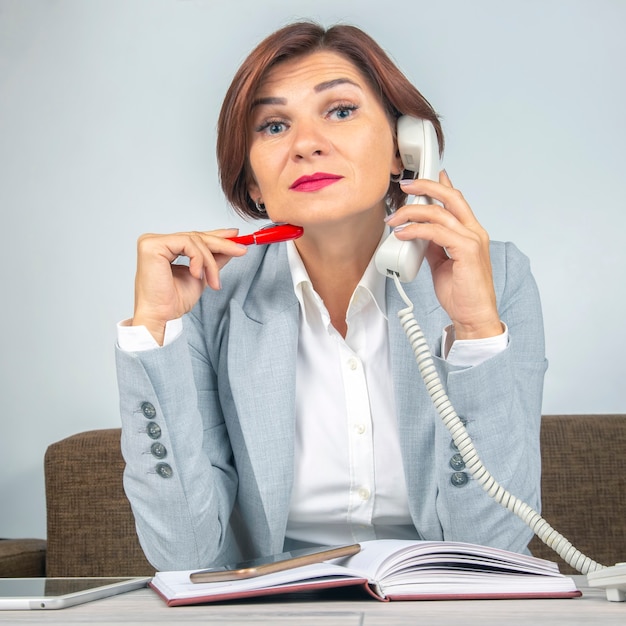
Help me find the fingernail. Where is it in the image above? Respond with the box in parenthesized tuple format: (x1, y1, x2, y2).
(399, 179, 414, 186)
(393, 223, 409, 232)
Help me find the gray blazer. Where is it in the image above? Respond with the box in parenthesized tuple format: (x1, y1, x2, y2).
(116, 240, 547, 572)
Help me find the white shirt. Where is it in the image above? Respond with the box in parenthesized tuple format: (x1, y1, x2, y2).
(117, 242, 507, 546)
(285, 240, 418, 545)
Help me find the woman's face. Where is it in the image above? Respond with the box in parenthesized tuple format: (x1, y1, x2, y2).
(246, 51, 402, 228)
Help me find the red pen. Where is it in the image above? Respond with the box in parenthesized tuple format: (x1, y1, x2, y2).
(228, 223, 304, 246)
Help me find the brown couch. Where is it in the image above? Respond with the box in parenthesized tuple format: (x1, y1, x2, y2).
(1, 415, 625, 577)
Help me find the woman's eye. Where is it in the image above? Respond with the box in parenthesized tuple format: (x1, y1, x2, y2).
(329, 104, 358, 120)
(257, 120, 287, 135)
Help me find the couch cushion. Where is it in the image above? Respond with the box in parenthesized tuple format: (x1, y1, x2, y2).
(44, 429, 154, 577)
(0, 539, 46, 577)
(529, 414, 626, 574)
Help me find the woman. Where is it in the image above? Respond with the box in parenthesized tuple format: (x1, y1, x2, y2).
(116, 21, 547, 571)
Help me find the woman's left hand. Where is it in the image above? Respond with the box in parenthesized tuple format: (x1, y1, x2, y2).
(385, 170, 503, 340)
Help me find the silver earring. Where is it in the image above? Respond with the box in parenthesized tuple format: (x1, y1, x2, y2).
(255, 199, 266, 213)
(390, 172, 403, 183)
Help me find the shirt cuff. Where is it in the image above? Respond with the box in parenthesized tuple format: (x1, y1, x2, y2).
(442, 323, 508, 367)
(117, 318, 184, 352)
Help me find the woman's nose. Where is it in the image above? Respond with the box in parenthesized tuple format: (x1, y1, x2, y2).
(290, 121, 330, 159)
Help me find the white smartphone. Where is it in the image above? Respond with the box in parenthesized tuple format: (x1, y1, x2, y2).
(189, 543, 361, 583)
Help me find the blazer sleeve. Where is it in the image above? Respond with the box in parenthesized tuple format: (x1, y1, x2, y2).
(430, 241, 548, 554)
(116, 244, 298, 572)
(116, 321, 241, 572)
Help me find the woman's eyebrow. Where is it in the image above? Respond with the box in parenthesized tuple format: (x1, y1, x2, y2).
(314, 77, 361, 92)
(252, 96, 286, 107)
(252, 78, 362, 108)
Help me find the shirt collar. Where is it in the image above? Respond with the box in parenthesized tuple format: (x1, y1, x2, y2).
(285, 231, 388, 323)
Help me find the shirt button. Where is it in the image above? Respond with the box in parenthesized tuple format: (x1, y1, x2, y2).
(450, 471, 469, 487)
(358, 487, 371, 501)
(449, 453, 466, 471)
(141, 402, 156, 419)
(347, 357, 359, 371)
(151, 442, 167, 459)
(155, 462, 173, 478)
(146, 421, 162, 440)
(354, 424, 366, 435)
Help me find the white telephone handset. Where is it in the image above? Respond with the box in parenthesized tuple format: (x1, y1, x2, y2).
(374, 116, 440, 282)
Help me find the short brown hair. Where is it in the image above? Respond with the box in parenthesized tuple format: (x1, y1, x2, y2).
(216, 21, 444, 220)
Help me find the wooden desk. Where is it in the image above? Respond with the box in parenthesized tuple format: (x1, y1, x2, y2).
(1, 577, 624, 624)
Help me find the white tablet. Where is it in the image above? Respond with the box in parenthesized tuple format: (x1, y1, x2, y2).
(0, 576, 151, 610)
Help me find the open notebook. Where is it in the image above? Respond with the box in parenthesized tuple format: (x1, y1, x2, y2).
(150, 539, 581, 606)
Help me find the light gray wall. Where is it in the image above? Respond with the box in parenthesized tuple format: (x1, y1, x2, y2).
(1, 0, 624, 539)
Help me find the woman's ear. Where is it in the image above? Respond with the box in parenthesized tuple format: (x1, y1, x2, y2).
(391, 149, 404, 178)
(391, 126, 404, 177)
(247, 179, 261, 205)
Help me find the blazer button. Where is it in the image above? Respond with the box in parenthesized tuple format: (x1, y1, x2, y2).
(449, 453, 466, 471)
(151, 442, 167, 459)
(450, 471, 469, 487)
(146, 421, 162, 440)
(155, 462, 173, 478)
(141, 402, 156, 419)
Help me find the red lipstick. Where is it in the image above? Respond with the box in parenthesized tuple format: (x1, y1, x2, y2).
(290, 172, 343, 192)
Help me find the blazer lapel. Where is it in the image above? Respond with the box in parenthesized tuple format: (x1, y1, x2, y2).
(386, 267, 442, 424)
(225, 245, 300, 551)
(386, 269, 445, 522)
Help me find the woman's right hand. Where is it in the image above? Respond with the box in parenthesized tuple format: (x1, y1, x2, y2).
(131, 228, 248, 344)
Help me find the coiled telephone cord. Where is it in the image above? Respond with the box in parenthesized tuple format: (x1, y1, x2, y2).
(392, 274, 605, 575)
